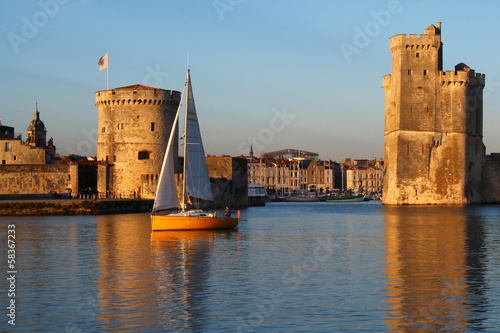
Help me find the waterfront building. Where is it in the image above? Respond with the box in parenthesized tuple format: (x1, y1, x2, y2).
(344, 159, 384, 196)
(248, 150, 355, 195)
(261, 148, 319, 161)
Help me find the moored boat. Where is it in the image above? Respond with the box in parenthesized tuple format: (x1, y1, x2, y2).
(248, 183, 267, 206)
(325, 190, 365, 202)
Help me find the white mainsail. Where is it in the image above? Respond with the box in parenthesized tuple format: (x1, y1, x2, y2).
(152, 91, 182, 212)
(183, 69, 214, 205)
(152, 69, 213, 213)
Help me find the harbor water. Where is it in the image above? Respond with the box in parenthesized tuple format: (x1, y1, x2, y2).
(1, 202, 500, 332)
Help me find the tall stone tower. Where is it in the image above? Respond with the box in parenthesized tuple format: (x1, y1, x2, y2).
(95, 84, 181, 199)
(26, 104, 47, 148)
(382, 23, 485, 205)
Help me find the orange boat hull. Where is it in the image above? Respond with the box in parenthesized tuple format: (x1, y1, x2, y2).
(151, 215, 238, 231)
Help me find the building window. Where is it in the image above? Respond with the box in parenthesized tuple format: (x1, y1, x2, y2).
(118, 123, 124, 130)
(101, 127, 106, 133)
(416, 53, 419, 58)
(4, 142, 12, 152)
(138, 151, 150, 160)
(151, 122, 155, 131)
(423, 69, 427, 76)
(408, 69, 412, 75)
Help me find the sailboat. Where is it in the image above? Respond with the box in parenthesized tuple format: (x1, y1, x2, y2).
(151, 69, 239, 231)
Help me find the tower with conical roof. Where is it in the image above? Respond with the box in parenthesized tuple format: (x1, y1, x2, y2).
(26, 104, 47, 148)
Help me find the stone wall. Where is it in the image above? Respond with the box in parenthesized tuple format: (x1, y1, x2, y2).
(207, 156, 248, 208)
(481, 154, 500, 204)
(0, 164, 78, 195)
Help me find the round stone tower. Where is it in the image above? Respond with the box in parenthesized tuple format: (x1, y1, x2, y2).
(95, 84, 181, 199)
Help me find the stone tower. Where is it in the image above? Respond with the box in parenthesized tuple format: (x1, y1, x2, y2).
(95, 84, 181, 199)
(382, 23, 485, 205)
(26, 104, 47, 148)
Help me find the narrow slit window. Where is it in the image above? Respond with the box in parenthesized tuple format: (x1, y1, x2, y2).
(151, 122, 155, 131)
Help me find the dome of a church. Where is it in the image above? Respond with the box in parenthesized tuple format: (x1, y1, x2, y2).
(27, 106, 46, 132)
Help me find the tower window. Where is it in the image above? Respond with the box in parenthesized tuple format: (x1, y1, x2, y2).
(151, 122, 155, 131)
(408, 69, 412, 75)
(118, 123, 124, 130)
(4, 142, 12, 152)
(416, 53, 419, 58)
(101, 127, 106, 133)
(138, 151, 150, 160)
(423, 70, 427, 76)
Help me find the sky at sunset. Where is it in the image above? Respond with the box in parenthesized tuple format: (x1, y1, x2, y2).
(1, 0, 500, 160)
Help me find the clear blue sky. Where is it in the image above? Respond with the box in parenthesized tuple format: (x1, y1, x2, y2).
(1, 0, 499, 160)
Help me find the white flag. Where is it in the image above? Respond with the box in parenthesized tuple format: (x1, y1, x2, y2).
(97, 53, 108, 71)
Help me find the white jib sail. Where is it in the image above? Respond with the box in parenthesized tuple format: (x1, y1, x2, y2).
(183, 70, 214, 204)
(152, 91, 182, 212)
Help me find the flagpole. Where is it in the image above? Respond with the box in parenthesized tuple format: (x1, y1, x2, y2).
(106, 52, 109, 90)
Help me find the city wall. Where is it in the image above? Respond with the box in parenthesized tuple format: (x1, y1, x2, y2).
(0, 164, 78, 195)
(481, 154, 500, 204)
(207, 156, 249, 208)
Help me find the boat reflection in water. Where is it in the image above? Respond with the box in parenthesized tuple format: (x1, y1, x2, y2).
(93, 214, 240, 332)
(384, 206, 488, 332)
(150, 229, 238, 331)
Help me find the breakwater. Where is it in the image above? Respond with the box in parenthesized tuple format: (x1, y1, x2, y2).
(0, 199, 154, 216)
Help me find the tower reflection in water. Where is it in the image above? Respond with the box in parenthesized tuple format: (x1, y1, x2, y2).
(384, 206, 488, 332)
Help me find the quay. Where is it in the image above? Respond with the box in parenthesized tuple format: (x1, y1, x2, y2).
(0, 196, 154, 216)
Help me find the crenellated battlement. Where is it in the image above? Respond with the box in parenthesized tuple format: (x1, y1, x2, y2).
(441, 67, 485, 87)
(95, 85, 181, 106)
(389, 35, 441, 51)
(95, 98, 179, 106)
(389, 23, 441, 51)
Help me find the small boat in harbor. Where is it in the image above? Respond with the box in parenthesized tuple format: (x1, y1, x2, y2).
(248, 183, 267, 206)
(285, 190, 320, 202)
(325, 190, 365, 202)
(151, 69, 238, 231)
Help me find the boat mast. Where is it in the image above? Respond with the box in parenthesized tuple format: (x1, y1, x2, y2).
(181, 69, 190, 212)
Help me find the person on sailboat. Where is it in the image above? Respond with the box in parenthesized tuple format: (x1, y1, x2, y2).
(223, 206, 231, 217)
